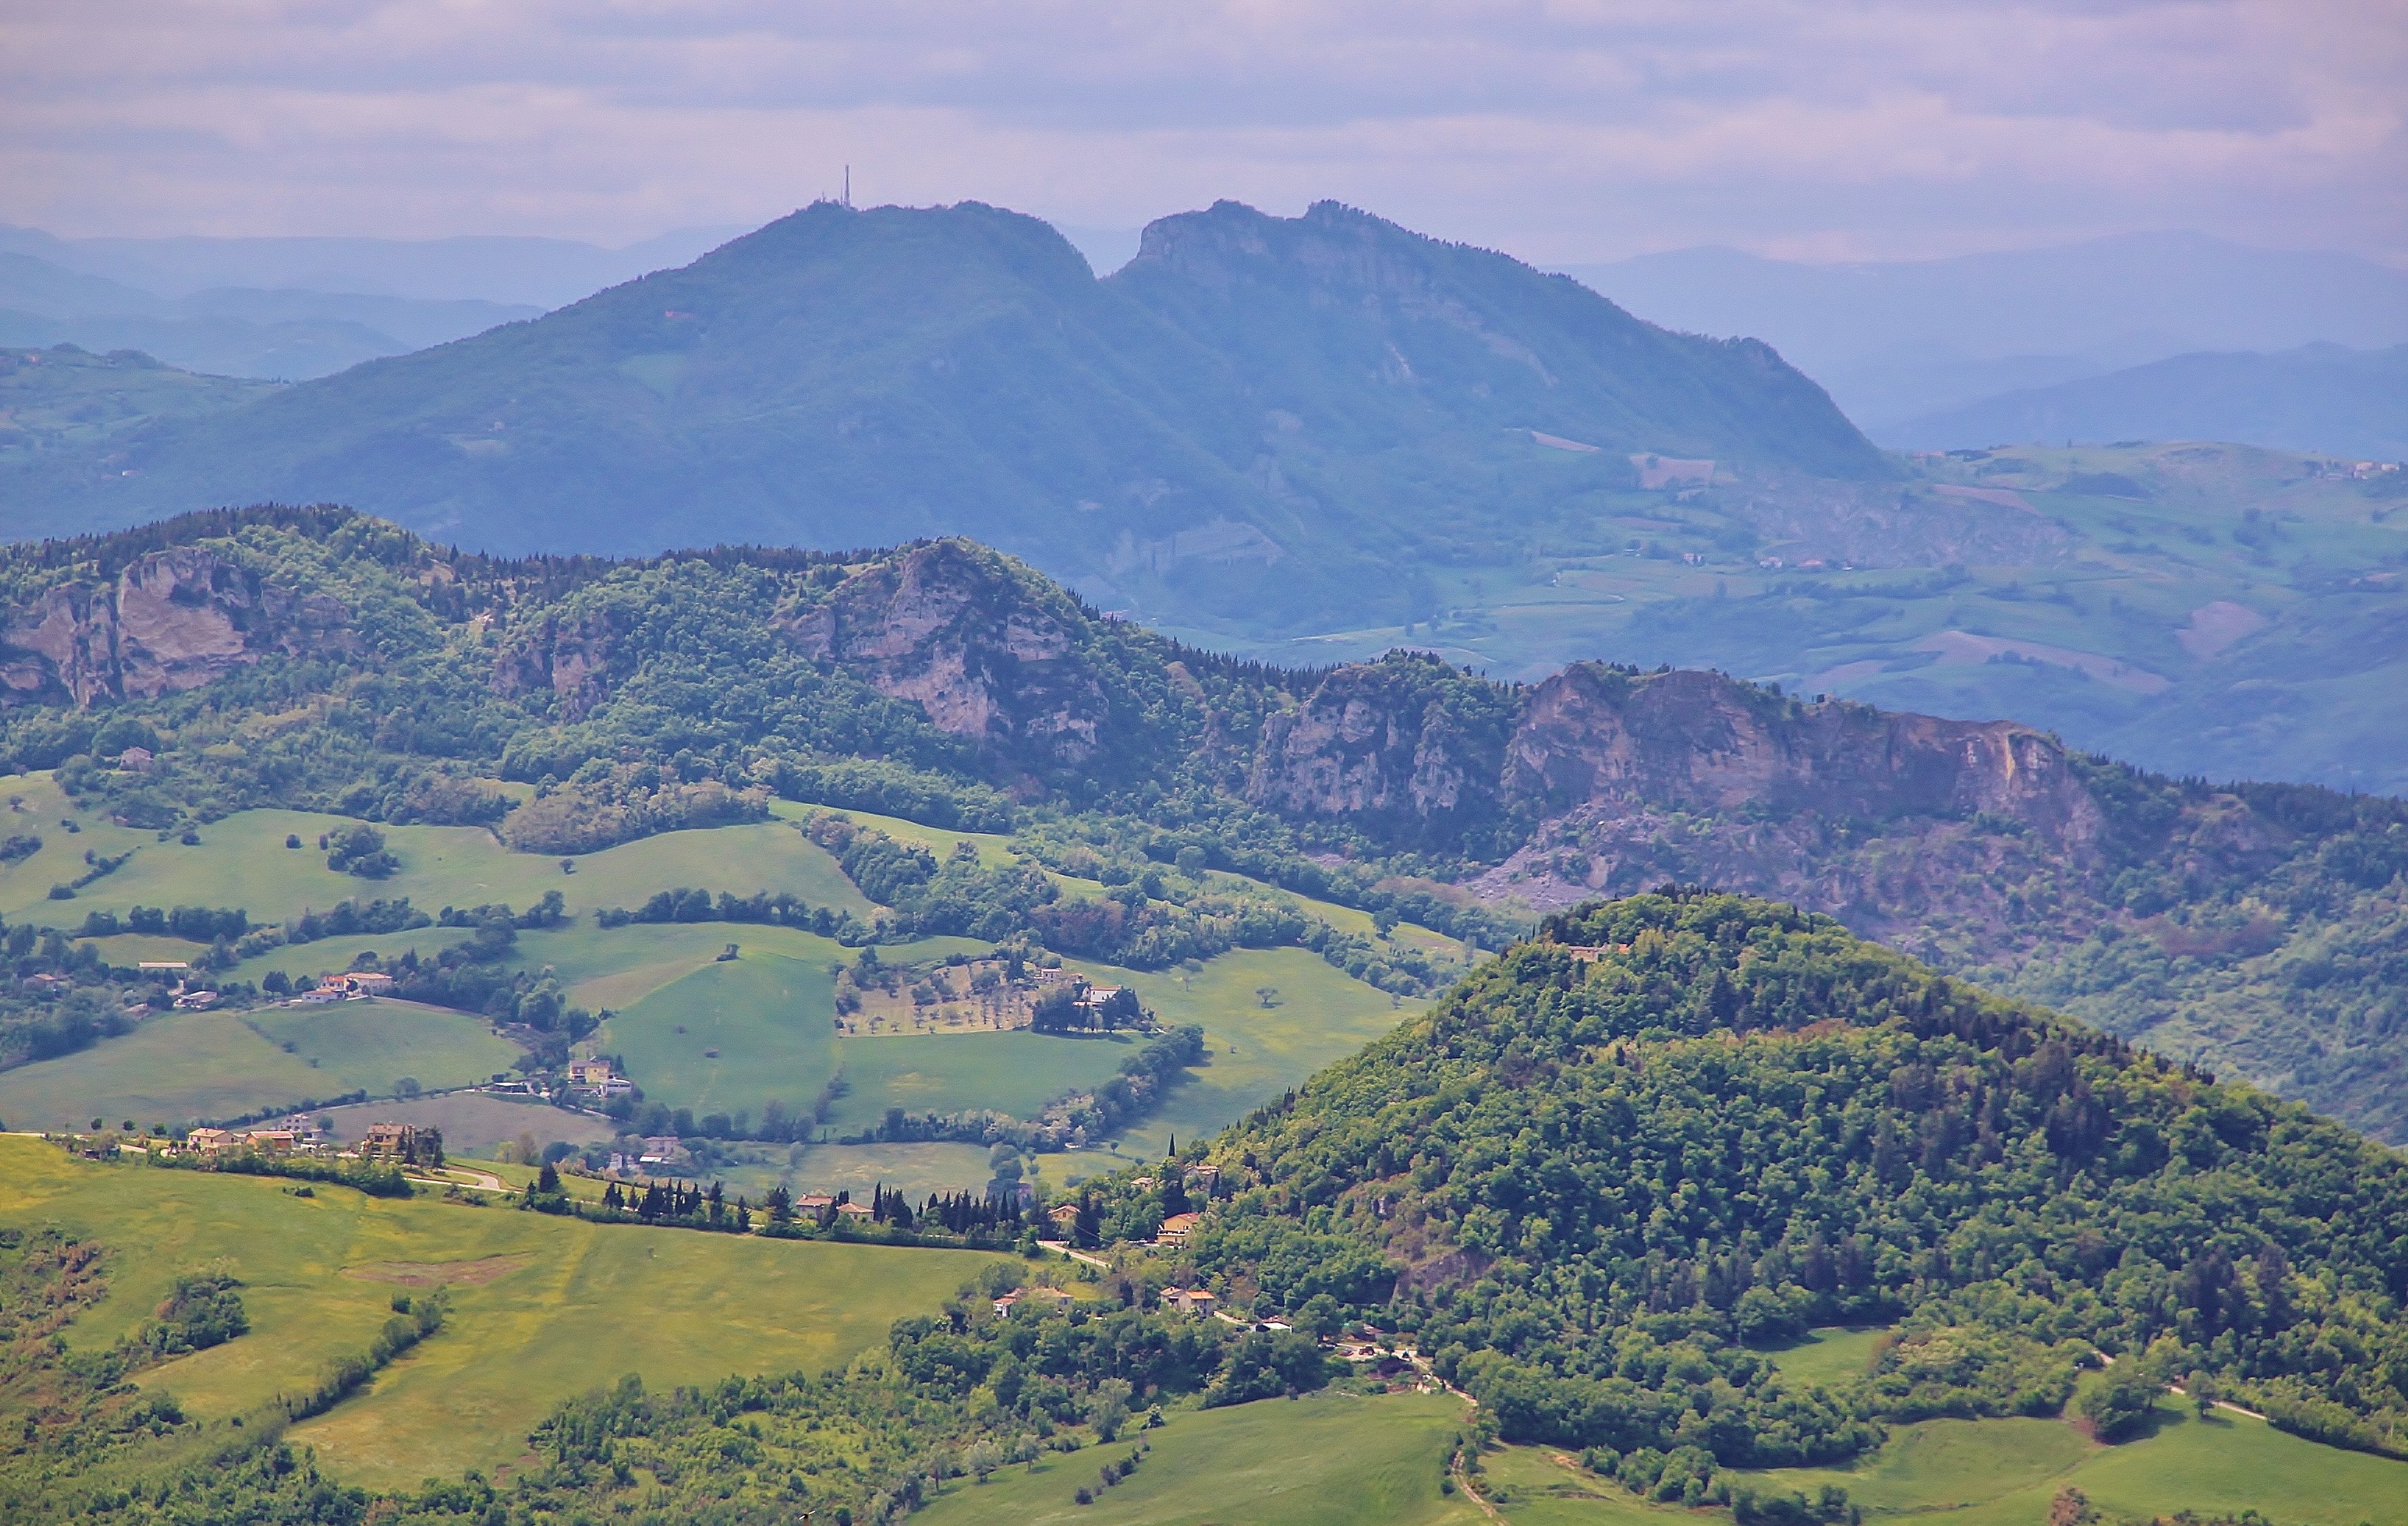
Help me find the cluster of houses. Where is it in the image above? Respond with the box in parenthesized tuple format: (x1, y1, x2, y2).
(172, 1120, 438, 1165)
(135, 962, 222, 1010)
(285, 970, 396, 1005)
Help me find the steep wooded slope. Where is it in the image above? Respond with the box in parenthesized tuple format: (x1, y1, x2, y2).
(1166, 893, 2408, 1480)
(0, 508, 2402, 1136)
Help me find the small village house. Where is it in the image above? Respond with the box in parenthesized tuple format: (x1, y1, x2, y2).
(1156, 1210, 1202, 1247)
(1160, 1286, 1217, 1318)
(358, 1122, 439, 1164)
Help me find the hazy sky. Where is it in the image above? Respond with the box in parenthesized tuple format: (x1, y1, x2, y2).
(5, 1, 2402, 265)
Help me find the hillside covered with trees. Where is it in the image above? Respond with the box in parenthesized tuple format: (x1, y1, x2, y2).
(1152, 891, 2408, 1500)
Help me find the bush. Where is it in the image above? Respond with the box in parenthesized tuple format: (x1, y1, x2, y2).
(2079, 1364, 2161, 1442)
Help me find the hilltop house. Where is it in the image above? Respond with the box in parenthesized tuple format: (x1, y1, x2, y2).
(1156, 1211, 1202, 1247)
(340, 971, 396, 996)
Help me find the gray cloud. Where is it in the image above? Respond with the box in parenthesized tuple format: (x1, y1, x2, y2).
(1, 0, 2399, 263)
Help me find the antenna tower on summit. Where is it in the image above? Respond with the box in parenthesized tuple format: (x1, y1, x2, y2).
(844, 165, 852, 208)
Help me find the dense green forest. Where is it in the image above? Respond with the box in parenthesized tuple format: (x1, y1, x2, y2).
(1120, 892, 2408, 1502)
(1, 507, 2405, 1140)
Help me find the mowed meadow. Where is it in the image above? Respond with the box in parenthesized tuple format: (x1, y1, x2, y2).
(0, 1136, 1009, 1490)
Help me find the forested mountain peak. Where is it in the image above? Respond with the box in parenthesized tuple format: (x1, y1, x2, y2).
(1164, 891, 2408, 1485)
(3, 198, 1883, 634)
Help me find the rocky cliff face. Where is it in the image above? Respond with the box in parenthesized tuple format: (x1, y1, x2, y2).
(0, 547, 354, 707)
(491, 607, 626, 721)
(1500, 665, 2099, 835)
(1247, 656, 2113, 955)
(1244, 654, 1522, 848)
(790, 540, 1114, 783)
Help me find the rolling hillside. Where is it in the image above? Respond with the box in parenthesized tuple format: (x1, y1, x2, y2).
(0, 509, 2403, 1144)
(1879, 342, 2408, 459)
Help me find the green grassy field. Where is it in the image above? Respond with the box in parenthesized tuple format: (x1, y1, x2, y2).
(781, 1141, 1017, 1200)
(1481, 1447, 1683, 1523)
(314, 1093, 619, 1156)
(602, 951, 838, 1120)
(0, 1011, 325, 1130)
(821, 1030, 1143, 1135)
(0, 999, 520, 1130)
(0, 782, 870, 929)
(1740, 1398, 2408, 1525)
(1072, 948, 1423, 1160)
(914, 1387, 1479, 1526)
(1764, 1325, 1888, 1390)
(249, 1000, 523, 1095)
(0, 1135, 1008, 1490)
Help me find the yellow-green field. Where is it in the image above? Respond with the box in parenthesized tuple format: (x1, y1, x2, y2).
(1741, 1397, 2408, 1525)
(915, 1387, 1479, 1526)
(0, 999, 518, 1130)
(1074, 947, 1423, 1161)
(0, 773, 870, 930)
(1765, 1325, 1889, 1389)
(0, 1135, 1007, 1490)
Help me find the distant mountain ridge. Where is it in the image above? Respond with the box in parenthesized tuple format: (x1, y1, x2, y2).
(1564, 232, 2408, 431)
(1876, 343, 2408, 459)
(0, 245, 541, 380)
(3, 199, 1884, 633)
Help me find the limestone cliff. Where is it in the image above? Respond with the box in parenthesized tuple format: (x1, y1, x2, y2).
(789, 541, 1113, 783)
(0, 546, 353, 707)
(1243, 656, 2116, 957)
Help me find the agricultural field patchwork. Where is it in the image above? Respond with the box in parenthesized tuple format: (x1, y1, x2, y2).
(0, 1136, 1008, 1491)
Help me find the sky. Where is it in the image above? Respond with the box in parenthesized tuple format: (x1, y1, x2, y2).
(3, 0, 2403, 267)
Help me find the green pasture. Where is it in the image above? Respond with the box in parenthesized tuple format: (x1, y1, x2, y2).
(1741, 1399, 2408, 1525)
(249, 999, 521, 1093)
(782, 1141, 1017, 1200)
(771, 799, 1021, 872)
(78, 932, 212, 966)
(602, 951, 839, 1120)
(1072, 947, 1423, 1158)
(1481, 1447, 1683, 1522)
(0, 999, 516, 1129)
(0, 1011, 325, 1130)
(915, 1387, 1477, 1526)
(314, 1093, 618, 1157)
(1, 788, 869, 928)
(1764, 1325, 1888, 1390)
(823, 1030, 1143, 1135)
(0, 1136, 1007, 1490)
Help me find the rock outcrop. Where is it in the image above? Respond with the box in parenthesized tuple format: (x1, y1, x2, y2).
(491, 607, 627, 721)
(789, 541, 1113, 780)
(0, 547, 353, 707)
